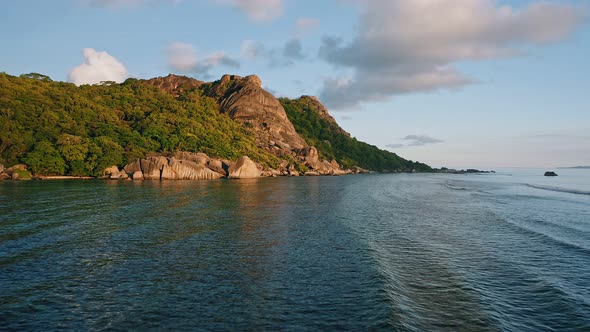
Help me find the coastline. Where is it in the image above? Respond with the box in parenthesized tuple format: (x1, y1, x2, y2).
(36, 176, 96, 180)
(0, 154, 495, 182)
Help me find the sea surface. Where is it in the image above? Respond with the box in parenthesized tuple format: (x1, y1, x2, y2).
(1, 169, 589, 331)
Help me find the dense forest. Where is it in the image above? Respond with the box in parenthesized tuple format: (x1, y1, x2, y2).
(0, 73, 278, 176)
(281, 97, 432, 172)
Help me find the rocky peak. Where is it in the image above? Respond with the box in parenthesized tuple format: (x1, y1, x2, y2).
(243, 74, 262, 87)
(207, 74, 308, 152)
(144, 74, 204, 97)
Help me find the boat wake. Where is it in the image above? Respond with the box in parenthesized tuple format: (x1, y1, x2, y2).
(525, 184, 590, 196)
(445, 183, 469, 191)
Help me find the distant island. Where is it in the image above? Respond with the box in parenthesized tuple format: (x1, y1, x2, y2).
(0, 72, 433, 180)
(436, 168, 495, 174)
(559, 166, 590, 169)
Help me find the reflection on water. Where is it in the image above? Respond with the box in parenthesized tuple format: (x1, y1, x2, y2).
(1, 174, 589, 331)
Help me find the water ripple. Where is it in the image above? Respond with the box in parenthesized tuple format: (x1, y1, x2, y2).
(1, 176, 589, 331)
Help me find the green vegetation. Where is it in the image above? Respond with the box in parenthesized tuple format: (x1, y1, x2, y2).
(0, 73, 278, 176)
(281, 97, 432, 172)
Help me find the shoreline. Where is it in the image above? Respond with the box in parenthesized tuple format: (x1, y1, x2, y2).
(36, 176, 96, 180)
(0, 171, 501, 182)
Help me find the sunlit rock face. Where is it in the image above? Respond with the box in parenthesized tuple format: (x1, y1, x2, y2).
(212, 75, 309, 152)
(228, 156, 260, 179)
(122, 155, 223, 180)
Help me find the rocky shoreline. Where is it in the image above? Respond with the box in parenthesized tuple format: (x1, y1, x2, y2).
(0, 150, 370, 181)
(0, 157, 497, 181)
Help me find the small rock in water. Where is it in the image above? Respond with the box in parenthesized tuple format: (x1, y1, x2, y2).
(544, 171, 558, 177)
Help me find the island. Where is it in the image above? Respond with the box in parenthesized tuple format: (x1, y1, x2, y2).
(0, 72, 433, 180)
(436, 168, 495, 174)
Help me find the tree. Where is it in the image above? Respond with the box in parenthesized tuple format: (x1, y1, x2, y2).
(23, 141, 66, 175)
(20, 73, 53, 82)
(57, 134, 89, 175)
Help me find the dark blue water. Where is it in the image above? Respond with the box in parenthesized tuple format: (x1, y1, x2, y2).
(1, 173, 589, 331)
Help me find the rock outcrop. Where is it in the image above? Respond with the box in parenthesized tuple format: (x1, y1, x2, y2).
(173, 152, 209, 165)
(287, 164, 300, 176)
(207, 159, 229, 176)
(297, 147, 346, 175)
(228, 156, 260, 179)
(166, 158, 222, 180)
(122, 155, 223, 180)
(0, 164, 32, 180)
(132, 171, 143, 180)
(124, 160, 142, 175)
(208, 75, 308, 154)
(108, 151, 352, 181)
(145, 74, 204, 98)
(103, 165, 128, 179)
(544, 171, 558, 177)
(141, 156, 168, 180)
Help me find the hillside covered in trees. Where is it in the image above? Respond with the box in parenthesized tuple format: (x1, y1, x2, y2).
(0, 73, 278, 176)
(281, 96, 430, 172)
(0, 72, 431, 177)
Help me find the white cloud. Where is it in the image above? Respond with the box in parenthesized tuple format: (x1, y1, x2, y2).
(166, 42, 239, 77)
(403, 135, 444, 146)
(215, 0, 283, 22)
(387, 135, 444, 149)
(68, 48, 128, 85)
(319, 0, 587, 110)
(167, 42, 198, 71)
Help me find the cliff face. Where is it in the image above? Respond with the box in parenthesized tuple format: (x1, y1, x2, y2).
(208, 75, 309, 153)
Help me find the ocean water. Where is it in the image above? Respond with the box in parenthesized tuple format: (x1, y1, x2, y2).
(0, 170, 589, 331)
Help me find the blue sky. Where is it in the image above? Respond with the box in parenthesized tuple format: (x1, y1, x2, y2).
(2, 0, 589, 168)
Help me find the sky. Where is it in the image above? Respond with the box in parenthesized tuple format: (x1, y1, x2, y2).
(1, 0, 589, 168)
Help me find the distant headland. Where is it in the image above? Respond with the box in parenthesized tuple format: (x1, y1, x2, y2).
(558, 166, 590, 169)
